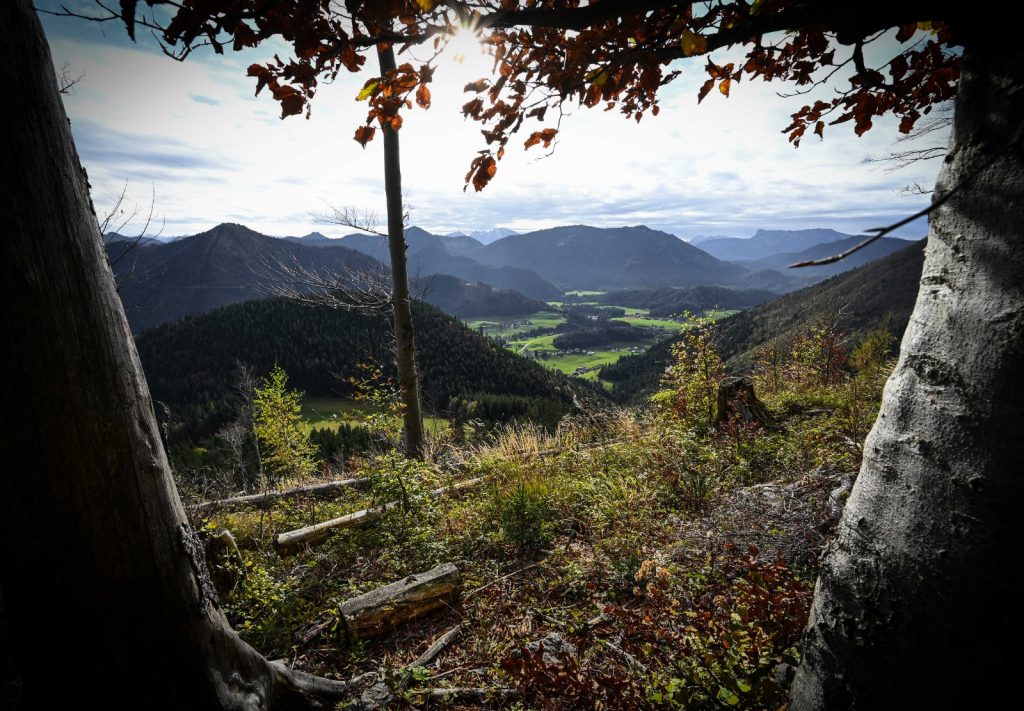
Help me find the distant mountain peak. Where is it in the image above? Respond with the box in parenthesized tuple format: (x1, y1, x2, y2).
(445, 227, 518, 245)
(196, 222, 265, 239)
(750, 227, 850, 241)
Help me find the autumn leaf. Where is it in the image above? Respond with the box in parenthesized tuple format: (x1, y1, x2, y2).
(814, 121, 825, 139)
(247, 64, 271, 96)
(354, 125, 376, 147)
(416, 84, 431, 109)
(680, 30, 707, 57)
(464, 79, 489, 93)
(719, 78, 732, 97)
(466, 155, 498, 192)
(524, 128, 558, 150)
(356, 79, 378, 101)
(697, 78, 715, 103)
(896, 23, 916, 42)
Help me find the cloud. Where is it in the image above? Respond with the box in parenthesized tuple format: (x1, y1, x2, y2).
(188, 93, 220, 106)
(40, 16, 948, 240)
(72, 119, 236, 172)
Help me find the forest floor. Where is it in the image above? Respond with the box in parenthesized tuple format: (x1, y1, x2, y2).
(185, 364, 876, 709)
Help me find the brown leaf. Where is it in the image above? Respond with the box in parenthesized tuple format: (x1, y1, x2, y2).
(896, 23, 916, 43)
(415, 84, 431, 109)
(354, 125, 376, 147)
(524, 128, 558, 150)
(697, 78, 715, 103)
(464, 79, 489, 93)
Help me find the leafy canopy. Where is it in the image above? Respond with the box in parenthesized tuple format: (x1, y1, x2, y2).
(99, 1, 960, 190)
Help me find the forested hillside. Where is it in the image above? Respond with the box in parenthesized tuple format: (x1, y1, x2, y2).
(602, 239, 926, 402)
(596, 285, 776, 316)
(418, 274, 548, 317)
(137, 298, 595, 441)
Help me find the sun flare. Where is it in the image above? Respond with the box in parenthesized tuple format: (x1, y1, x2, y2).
(445, 23, 486, 64)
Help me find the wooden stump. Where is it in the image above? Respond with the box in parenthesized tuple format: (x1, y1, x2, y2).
(339, 563, 462, 642)
(715, 377, 776, 429)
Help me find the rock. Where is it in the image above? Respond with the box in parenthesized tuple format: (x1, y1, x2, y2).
(526, 632, 577, 667)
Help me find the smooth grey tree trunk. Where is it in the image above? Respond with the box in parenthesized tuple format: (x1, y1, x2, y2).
(376, 44, 427, 459)
(791, 39, 1024, 708)
(0, 2, 347, 707)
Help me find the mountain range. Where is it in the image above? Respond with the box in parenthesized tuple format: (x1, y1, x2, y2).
(733, 233, 914, 276)
(445, 227, 518, 244)
(696, 228, 864, 260)
(108, 222, 921, 334)
(107, 223, 378, 333)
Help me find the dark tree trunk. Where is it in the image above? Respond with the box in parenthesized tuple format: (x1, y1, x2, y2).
(791, 39, 1024, 708)
(376, 44, 426, 459)
(0, 2, 346, 707)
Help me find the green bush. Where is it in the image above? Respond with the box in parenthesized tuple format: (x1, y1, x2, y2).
(490, 470, 555, 555)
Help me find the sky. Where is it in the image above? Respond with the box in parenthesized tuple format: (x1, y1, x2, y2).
(38, 3, 947, 240)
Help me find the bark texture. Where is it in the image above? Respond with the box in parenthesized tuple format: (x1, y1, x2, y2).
(791, 40, 1024, 708)
(339, 563, 461, 641)
(0, 3, 345, 708)
(376, 43, 426, 458)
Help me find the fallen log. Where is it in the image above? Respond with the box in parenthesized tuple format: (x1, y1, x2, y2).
(339, 563, 462, 641)
(274, 477, 484, 554)
(195, 478, 370, 515)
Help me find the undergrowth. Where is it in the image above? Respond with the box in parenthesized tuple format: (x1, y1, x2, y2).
(182, 320, 894, 708)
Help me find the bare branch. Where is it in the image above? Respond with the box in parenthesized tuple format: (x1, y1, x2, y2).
(258, 254, 394, 314)
(57, 60, 84, 95)
(863, 104, 954, 173)
(106, 184, 164, 270)
(312, 204, 387, 237)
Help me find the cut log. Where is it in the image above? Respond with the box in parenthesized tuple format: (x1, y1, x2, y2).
(274, 477, 484, 554)
(714, 377, 777, 429)
(194, 478, 370, 515)
(339, 563, 462, 641)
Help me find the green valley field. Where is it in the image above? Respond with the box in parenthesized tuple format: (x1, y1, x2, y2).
(466, 297, 739, 386)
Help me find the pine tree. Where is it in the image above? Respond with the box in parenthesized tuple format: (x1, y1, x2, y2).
(253, 364, 317, 486)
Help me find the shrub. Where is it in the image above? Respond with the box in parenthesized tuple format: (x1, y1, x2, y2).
(490, 469, 555, 555)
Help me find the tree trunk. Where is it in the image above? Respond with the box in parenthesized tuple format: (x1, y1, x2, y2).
(791, 40, 1024, 708)
(376, 43, 426, 459)
(0, 3, 347, 707)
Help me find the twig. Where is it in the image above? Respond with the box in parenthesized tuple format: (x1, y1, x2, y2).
(409, 623, 464, 668)
(467, 561, 542, 597)
(603, 639, 650, 673)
